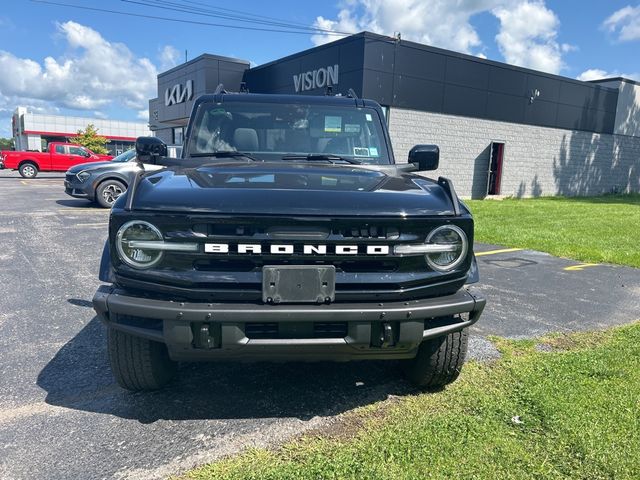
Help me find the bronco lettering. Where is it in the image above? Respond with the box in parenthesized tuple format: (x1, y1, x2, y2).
(204, 243, 390, 255)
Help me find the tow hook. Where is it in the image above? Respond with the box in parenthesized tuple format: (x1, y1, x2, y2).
(192, 322, 220, 349)
(380, 322, 395, 347)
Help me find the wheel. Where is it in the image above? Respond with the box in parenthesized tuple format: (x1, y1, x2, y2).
(402, 323, 469, 390)
(18, 162, 38, 178)
(96, 179, 126, 208)
(107, 326, 177, 391)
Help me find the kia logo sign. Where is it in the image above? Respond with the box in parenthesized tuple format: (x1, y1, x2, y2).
(165, 80, 194, 106)
(293, 65, 339, 92)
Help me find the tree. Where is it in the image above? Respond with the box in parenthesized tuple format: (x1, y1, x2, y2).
(0, 137, 14, 150)
(69, 124, 109, 154)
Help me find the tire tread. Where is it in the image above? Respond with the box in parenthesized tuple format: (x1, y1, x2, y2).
(107, 323, 176, 391)
(403, 322, 469, 390)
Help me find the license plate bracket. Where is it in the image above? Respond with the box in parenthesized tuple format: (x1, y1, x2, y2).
(262, 266, 336, 304)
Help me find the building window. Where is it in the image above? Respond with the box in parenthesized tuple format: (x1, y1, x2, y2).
(172, 127, 184, 145)
(380, 106, 390, 125)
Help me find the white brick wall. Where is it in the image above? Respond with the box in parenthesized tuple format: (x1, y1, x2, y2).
(154, 127, 173, 145)
(388, 107, 640, 198)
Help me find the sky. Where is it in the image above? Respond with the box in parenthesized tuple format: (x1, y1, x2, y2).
(0, 0, 639, 137)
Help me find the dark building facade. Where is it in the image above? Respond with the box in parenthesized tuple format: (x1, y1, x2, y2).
(149, 32, 640, 198)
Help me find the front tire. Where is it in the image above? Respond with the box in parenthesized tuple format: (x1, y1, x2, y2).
(403, 324, 469, 390)
(96, 179, 126, 208)
(18, 162, 38, 178)
(107, 326, 177, 391)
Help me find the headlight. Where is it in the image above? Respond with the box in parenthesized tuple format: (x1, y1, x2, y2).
(116, 220, 164, 269)
(76, 171, 90, 182)
(424, 225, 468, 272)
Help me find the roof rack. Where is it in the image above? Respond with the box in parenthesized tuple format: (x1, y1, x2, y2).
(347, 88, 358, 99)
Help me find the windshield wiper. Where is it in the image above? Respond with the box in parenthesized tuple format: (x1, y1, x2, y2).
(190, 151, 262, 161)
(281, 154, 362, 165)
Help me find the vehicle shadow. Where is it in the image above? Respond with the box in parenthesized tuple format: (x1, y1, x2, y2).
(37, 317, 414, 424)
(55, 199, 99, 208)
(67, 298, 94, 308)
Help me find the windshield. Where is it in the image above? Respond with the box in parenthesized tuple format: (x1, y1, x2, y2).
(111, 149, 136, 163)
(188, 101, 391, 164)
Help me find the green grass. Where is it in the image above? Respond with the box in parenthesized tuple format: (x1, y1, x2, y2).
(465, 194, 640, 268)
(183, 323, 640, 480)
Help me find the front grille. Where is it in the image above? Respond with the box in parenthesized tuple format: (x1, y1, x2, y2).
(66, 173, 76, 183)
(193, 258, 399, 273)
(114, 214, 473, 303)
(340, 225, 399, 239)
(189, 223, 401, 240)
(193, 223, 258, 237)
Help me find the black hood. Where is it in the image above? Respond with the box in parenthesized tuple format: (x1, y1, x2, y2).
(127, 162, 458, 217)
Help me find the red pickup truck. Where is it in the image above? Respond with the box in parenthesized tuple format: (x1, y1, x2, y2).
(0, 142, 112, 178)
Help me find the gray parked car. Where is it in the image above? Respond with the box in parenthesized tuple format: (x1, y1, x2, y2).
(64, 146, 181, 207)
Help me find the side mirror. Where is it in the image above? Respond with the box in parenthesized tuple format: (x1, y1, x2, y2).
(408, 145, 439, 171)
(135, 136, 167, 164)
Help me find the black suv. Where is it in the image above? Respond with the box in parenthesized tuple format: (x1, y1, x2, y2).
(93, 91, 486, 391)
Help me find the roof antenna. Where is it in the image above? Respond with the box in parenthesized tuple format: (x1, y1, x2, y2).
(213, 83, 226, 94)
(325, 85, 333, 96)
(347, 88, 358, 99)
(239, 82, 249, 93)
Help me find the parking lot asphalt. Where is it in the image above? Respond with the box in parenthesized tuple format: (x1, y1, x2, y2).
(1, 171, 639, 480)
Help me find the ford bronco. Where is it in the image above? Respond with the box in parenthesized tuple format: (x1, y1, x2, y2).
(92, 89, 486, 391)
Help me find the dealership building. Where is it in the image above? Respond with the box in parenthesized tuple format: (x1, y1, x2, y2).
(148, 31, 640, 198)
(11, 107, 151, 156)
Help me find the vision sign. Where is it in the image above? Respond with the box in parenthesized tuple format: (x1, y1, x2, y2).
(293, 64, 339, 92)
(165, 80, 194, 106)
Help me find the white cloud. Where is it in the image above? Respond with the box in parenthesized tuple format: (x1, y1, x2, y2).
(577, 68, 640, 82)
(310, 0, 505, 53)
(577, 69, 610, 81)
(137, 109, 149, 121)
(0, 21, 172, 122)
(603, 5, 640, 42)
(0, 94, 60, 137)
(494, 1, 570, 74)
(311, 1, 571, 74)
(159, 45, 181, 71)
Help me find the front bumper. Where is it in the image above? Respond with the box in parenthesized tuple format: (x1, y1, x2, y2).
(93, 285, 486, 361)
(64, 178, 92, 199)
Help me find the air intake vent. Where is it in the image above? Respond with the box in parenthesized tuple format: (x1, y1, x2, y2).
(192, 223, 258, 237)
(314, 322, 348, 338)
(245, 322, 278, 339)
(244, 322, 348, 339)
(340, 226, 400, 239)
